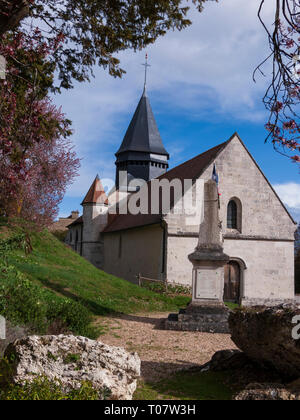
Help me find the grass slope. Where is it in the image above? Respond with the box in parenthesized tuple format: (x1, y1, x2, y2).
(4, 227, 190, 318)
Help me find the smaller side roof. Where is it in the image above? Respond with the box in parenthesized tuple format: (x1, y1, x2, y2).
(67, 216, 83, 228)
(81, 175, 108, 205)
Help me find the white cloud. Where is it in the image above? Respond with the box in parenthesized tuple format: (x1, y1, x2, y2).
(52, 0, 279, 202)
(274, 183, 300, 210)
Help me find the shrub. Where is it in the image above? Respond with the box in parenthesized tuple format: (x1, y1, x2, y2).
(0, 265, 97, 338)
(0, 267, 48, 333)
(0, 375, 109, 400)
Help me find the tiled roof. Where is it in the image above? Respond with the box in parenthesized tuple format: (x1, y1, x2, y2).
(67, 216, 83, 228)
(82, 175, 109, 205)
(103, 138, 230, 233)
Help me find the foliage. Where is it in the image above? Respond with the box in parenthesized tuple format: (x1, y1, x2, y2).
(0, 264, 97, 338)
(296, 223, 300, 254)
(0, 1, 298, 170)
(0, 33, 79, 226)
(0, 0, 214, 91)
(142, 280, 192, 296)
(296, 224, 300, 293)
(0, 374, 109, 400)
(257, 0, 300, 165)
(0, 229, 98, 338)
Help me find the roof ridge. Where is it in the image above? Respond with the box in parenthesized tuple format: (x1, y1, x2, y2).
(81, 175, 108, 205)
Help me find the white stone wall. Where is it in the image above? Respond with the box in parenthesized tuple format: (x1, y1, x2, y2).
(81, 204, 108, 269)
(166, 236, 197, 285)
(103, 224, 164, 284)
(164, 135, 296, 302)
(201, 135, 296, 240)
(224, 239, 295, 303)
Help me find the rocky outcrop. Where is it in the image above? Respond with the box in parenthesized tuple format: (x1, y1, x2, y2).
(229, 305, 300, 380)
(235, 380, 300, 400)
(4, 335, 141, 400)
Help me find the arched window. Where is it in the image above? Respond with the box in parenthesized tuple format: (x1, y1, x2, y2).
(227, 200, 238, 229)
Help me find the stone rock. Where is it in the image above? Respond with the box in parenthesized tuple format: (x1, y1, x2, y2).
(235, 382, 300, 401)
(4, 335, 141, 400)
(229, 305, 300, 380)
(208, 350, 252, 371)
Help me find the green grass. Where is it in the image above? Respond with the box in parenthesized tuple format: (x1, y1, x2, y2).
(134, 371, 236, 401)
(2, 225, 190, 318)
(225, 302, 240, 310)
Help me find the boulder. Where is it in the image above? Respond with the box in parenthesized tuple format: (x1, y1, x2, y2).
(203, 349, 282, 389)
(4, 335, 141, 400)
(229, 305, 300, 380)
(235, 381, 300, 401)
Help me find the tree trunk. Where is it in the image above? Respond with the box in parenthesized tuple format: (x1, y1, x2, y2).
(0, 0, 30, 37)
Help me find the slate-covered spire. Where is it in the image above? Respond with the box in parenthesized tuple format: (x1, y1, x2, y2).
(116, 89, 169, 158)
(81, 175, 108, 205)
(115, 89, 169, 188)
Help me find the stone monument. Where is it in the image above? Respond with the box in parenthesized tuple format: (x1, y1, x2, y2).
(165, 180, 230, 333)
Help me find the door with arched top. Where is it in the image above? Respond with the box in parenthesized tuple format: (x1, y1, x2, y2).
(224, 261, 241, 303)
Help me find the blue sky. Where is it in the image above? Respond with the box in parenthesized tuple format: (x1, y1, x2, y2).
(53, 0, 300, 222)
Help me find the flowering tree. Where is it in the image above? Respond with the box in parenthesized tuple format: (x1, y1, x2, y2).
(255, 0, 300, 165)
(296, 223, 300, 253)
(0, 1, 299, 167)
(0, 33, 79, 226)
(296, 223, 300, 293)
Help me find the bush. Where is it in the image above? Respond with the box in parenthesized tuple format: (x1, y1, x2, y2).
(0, 265, 97, 338)
(0, 375, 109, 400)
(141, 281, 191, 296)
(0, 267, 48, 333)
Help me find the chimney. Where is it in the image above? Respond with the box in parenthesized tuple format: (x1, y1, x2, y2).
(71, 211, 79, 219)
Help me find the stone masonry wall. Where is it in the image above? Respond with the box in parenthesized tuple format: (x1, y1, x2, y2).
(103, 224, 164, 284)
(163, 135, 296, 301)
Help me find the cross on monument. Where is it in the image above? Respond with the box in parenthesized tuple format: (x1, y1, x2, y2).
(142, 53, 151, 92)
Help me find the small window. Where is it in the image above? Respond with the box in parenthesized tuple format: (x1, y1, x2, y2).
(227, 200, 238, 229)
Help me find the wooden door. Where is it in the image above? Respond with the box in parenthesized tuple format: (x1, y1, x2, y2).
(224, 262, 240, 303)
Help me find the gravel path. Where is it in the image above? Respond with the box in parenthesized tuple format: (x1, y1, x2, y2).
(98, 312, 237, 383)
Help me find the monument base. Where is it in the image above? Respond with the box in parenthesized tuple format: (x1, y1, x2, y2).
(164, 302, 230, 334)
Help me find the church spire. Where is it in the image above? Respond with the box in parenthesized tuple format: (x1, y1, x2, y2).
(115, 57, 169, 188)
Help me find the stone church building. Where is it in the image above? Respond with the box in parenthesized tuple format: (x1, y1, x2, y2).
(66, 89, 297, 307)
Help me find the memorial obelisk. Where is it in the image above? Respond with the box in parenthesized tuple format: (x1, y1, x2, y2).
(165, 180, 230, 333)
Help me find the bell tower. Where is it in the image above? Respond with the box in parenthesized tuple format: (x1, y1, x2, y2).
(115, 56, 169, 190)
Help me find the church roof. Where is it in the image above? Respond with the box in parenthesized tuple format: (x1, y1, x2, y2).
(116, 90, 169, 158)
(104, 139, 229, 233)
(67, 216, 83, 228)
(81, 175, 109, 205)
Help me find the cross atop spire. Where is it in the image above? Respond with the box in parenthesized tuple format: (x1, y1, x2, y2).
(142, 53, 151, 93)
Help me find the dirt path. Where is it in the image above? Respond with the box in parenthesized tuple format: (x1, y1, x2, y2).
(98, 312, 237, 383)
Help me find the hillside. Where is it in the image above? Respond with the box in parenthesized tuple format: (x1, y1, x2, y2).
(0, 219, 190, 338)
